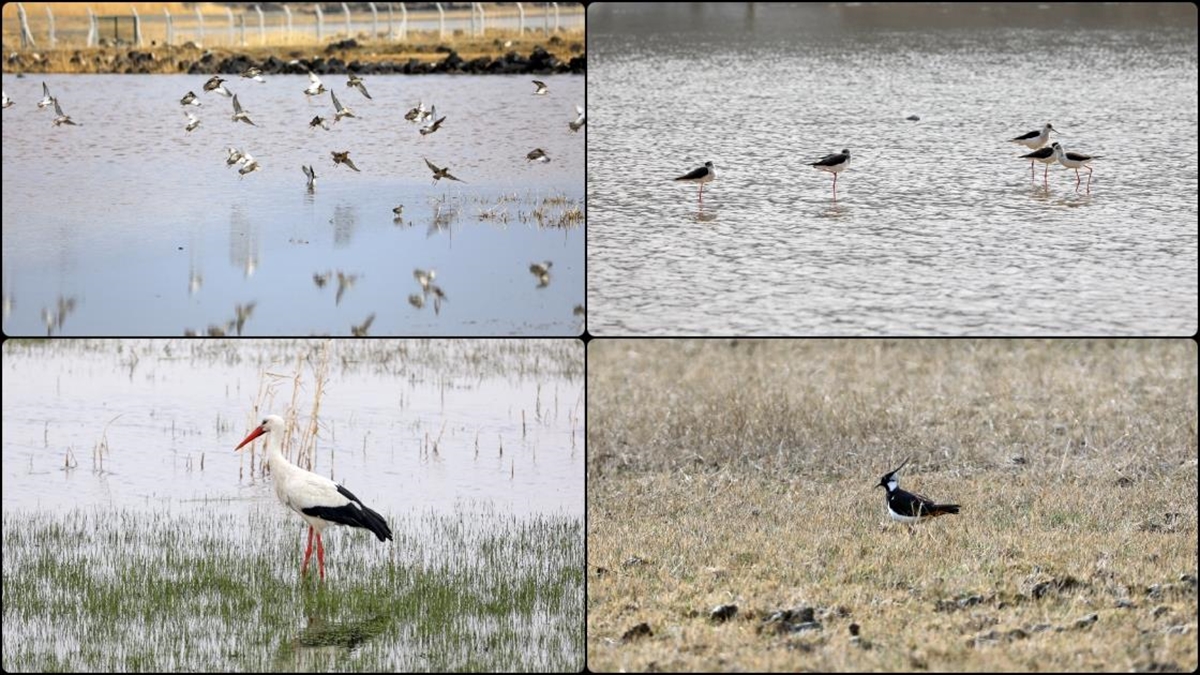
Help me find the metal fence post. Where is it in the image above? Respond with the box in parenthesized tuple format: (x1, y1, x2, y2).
(131, 7, 143, 47)
(87, 7, 97, 46)
(315, 4, 324, 42)
(255, 5, 265, 44)
(164, 8, 173, 46)
(195, 6, 204, 45)
(436, 2, 445, 39)
(17, 4, 36, 49)
(517, 2, 525, 35)
(342, 3, 351, 38)
(45, 5, 56, 47)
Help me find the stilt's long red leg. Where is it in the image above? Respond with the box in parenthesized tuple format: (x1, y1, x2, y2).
(1043, 163, 1049, 186)
(301, 526, 314, 575)
(1029, 160, 1035, 180)
(316, 532, 326, 581)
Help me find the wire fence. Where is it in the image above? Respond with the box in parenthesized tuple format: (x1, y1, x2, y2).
(3, 2, 584, 49)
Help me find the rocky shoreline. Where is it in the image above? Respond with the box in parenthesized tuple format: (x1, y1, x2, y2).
(2, 39, 585, 76)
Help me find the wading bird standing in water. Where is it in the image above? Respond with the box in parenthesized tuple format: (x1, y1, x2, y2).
(235, 415, 393, 580)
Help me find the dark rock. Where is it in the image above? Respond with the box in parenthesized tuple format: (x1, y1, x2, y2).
(327, 38, 359, 51)
(621, 622, 652, 643)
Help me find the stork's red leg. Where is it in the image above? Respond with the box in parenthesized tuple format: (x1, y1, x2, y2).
(301, 525, 314, 575)
(316, 532, 326, 581)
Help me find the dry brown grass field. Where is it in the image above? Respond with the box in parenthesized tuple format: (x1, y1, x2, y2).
(588, 340, 1197, 672)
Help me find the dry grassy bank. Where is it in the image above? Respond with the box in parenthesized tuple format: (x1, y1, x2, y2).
(587, 340, 1197, 671)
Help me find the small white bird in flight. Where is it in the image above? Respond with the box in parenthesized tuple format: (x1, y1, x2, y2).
(404, 101, 426, 122)
(304, 72, 326, 97)
(231, 94, 256, 125)
(203, 75, 232, 97)
(424, 158, 465, 184)
(346, 73, 372, 99)
(419, 106, 445, 136)
(51, 97, 78, 126)
(241, 66, 265, 83)
(569, 104, 586, 132)
(331, 90, 356, 123)
(184, 110, 200, 133)
(331, 151, 361, 172)
(37, 82, 53, 109)
(302, 164, 317, 191)
(180, 91, 201, 106)
(238, 153, 261, 178)
(532, 80, 549, 95)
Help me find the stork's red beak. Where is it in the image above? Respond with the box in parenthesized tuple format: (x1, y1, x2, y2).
(235, 425, 266, 451)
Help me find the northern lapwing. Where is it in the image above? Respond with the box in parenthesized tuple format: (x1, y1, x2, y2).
(876, 458, 959, 533)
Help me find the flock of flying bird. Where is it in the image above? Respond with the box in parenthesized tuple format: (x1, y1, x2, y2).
(672, 121, 1099, 205)
(172, 70, 584, 192)
(1, 82, 80, 126)
(5, 69, 585, 195)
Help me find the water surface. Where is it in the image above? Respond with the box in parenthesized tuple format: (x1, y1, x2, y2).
(587, 3, 1197, 335)
(2, 74, 584, 336)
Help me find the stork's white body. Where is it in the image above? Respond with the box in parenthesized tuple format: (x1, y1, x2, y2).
(265, 442, 342, 534)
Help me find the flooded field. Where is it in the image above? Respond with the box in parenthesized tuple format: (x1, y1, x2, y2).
(1, 74, 584, 336)
(1, 339, 584, 670)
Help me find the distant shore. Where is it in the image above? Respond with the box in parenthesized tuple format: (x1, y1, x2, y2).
(1, 33, 585, 75)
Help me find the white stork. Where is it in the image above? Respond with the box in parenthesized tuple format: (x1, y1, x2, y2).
(235, 415, 392, 580)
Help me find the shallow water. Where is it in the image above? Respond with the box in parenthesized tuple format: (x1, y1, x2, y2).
(1, 74, 584, 336)
(0, 339, 583, 516)
(587, 3, 1198, 336)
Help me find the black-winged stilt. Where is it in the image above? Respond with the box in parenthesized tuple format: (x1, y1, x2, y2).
(1019, 145, 1056, 186)
(674, 161, 715, 205)
(808, 149, 851, 199)
(1010, 123, 1057, 179)
(1052, 142, 1098, 193)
